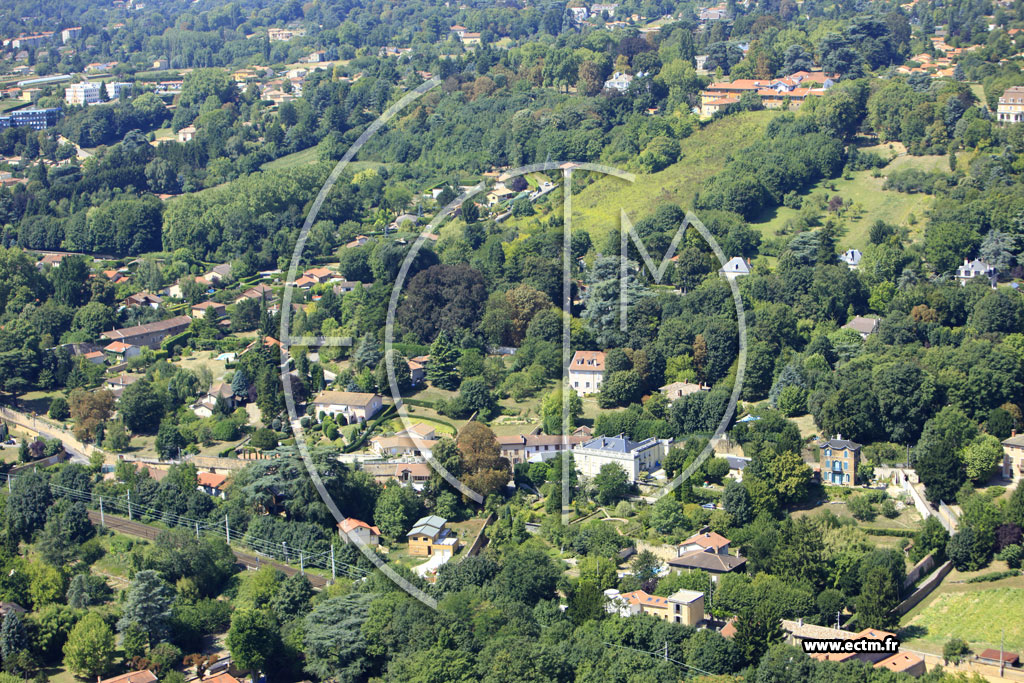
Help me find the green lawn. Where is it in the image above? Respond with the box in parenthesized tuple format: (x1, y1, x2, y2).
(0, 100, 26, 114)
(901, 579, 1024, 655)
(260, 146, 387, 172)
(562, 110, 776, 248)
(748, 154, 951, 252)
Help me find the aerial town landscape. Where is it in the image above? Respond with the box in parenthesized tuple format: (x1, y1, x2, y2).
(0, 0, 1022, 680)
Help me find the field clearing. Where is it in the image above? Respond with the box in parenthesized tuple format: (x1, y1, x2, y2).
(749, 149, 970, 253)
(566, 111, 776, 247)
(901, 578, 1024, 654)
(261, 146, 386, 172)
(792, 498, 924, 532)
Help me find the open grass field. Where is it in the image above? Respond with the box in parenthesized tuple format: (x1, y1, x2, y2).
(0, 99, 26, 114)
(901, 575, 1024, 655)
(260, 146, 387, 173)
(748, 154, 950, 252)
(565, 110, 776, 248)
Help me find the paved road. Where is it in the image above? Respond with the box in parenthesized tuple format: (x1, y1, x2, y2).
(86, 510, 329, 588)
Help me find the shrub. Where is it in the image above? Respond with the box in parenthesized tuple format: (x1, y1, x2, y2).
(48, 396, 70, 421)
(847, 494, 876, 521)
(998, 544, 1022, 569)
(210, 420, 239, 442)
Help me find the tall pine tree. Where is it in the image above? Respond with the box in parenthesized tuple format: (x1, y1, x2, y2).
(426, 332, 460, 390)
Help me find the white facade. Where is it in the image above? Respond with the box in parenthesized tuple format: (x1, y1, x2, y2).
(569, 350, 605, 396)
(719, 257, 750, 279)
(572, 434, 666, 483)
(105, 81, 132, 100)
(65, 82, 100, 105)
(955, 258, 996, 286)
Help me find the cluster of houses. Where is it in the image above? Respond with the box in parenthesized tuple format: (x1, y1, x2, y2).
(698, 71, 835, 118)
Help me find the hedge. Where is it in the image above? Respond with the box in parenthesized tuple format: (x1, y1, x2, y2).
(161, 329, 192, 351)
(343, 404, 398, 453)
(860, 528, 917, 540)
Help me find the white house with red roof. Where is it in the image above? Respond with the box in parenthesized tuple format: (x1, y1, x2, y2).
(568, 350, 605, 396)
(338, 517, 380, 545)
(678, 529, 730, 555)
(197, 472, 228, 498)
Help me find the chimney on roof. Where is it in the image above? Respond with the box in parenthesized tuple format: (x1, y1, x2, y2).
(798, 617, 803, 627)
(836, 433, 842, 441)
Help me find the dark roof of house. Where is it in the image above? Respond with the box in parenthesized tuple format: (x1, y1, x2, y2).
(820, 436, 861, 450)
(667, 549, 747, 573)
(102, 315, 191, 340)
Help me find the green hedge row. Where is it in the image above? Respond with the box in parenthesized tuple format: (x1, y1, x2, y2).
(863, 528, 916, 538)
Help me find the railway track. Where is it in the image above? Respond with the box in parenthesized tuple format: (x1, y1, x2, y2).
(86, 510, 329, 588)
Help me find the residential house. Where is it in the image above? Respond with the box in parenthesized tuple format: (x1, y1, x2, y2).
(177, 125, 196, 142)
(370, 423, 438, 458)
(235, 283, 274, 304)
(197, 472, 228, 498)
(699, 5, 731, 20)
(782, 621, 925, 677)
(37, 253, 70, 268)
(694, 54, 709, 72)
(103, 341, 141, 363)
(604, 71, 643, 92)
(84, 350, 106, 364)
(459, 32, 482, 45)
(105, 373, 143, 397)
(591, 3, 619, 16)
(101, 315, 191, 348)
(302, 267, 334, 284)
(840, 248, 862, 269)
(407, 515, 460, 557)
(102, 269, 130, 285)
(842, 315, 878, 339)
(191, 301, 226, 319)
(572, 433, 666, 483)
(450, 25, 468, 38)
(309, 390, 383, 424)
(203, 263, 232, 282)
(394, 462, 432, 486)
(407, 359, 426, 386)
(497, 432, 587, 465)
(0, 602, 25, 619)
(700, 95, 740, 117)
(267, 27, 305, 41)
(659, 381, 707, 403)
(678, 529, 730, 555)
(668, 546, 747, 581)
(955, 258, 997, 287)
(998, 85, 1024, 123)
(98, 671, 158, 683)
(338, 517, 380, 545)
(725, 455, 750, 481)
(569, 350, 606, 396)
(1001, 431, 1024, 479)
(124, 292, 162, 308)
(191, 383, 236, 418)
(568, 6, 589, 22)
(604, 588, 705, 626)
(820, 434, 860, 486)
(345, 235, 369, 248)
(719, 256, 750, 279)
(152, 57, 169, 69)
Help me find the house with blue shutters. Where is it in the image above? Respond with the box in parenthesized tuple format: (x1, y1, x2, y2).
(819, 434, 861, 486)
